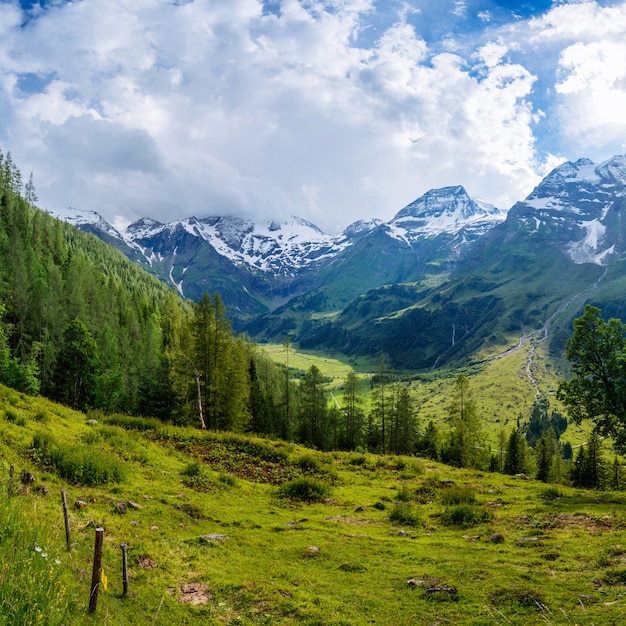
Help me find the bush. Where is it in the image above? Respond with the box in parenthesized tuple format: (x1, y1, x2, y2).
(389, 503, 423, 527)
(395, 484, 412, 502)
(29, 434, 125, 486)
(217, 473, 237, 488)
(181, 461, 213, 492)
(4, 409, 25, 426)
(277, 477, 331, 502)
(104, 414, 162, 432)
(297, 454, 321, 472)
(349, 455, 367, 466)
(539, 487, 564, 501)
(441, 505, 493, 528)
(440, 486, 476, 505)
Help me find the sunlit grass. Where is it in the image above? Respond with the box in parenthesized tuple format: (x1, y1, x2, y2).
(2, 380, 626, 625)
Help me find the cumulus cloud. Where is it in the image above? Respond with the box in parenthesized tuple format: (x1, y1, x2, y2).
(0, 0, 625, 232)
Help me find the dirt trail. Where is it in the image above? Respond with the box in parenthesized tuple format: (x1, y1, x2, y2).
(491, 267, 608, 395)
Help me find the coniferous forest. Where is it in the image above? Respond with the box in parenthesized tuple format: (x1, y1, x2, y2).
(0, 150, 376, 450)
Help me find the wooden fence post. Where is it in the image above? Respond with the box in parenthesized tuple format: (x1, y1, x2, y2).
(61, 489, 72, 551)
(120, 543, 129, 597)
(88, 527, 105, 614)
(8, 464, 14, 495)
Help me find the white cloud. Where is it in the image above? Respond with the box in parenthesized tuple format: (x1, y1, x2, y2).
(528, 1, 626, 155)
(452, 1, 468, 18)
(1, 0, 625, 234)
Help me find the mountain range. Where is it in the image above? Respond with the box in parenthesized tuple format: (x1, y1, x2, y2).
(50, 154, 626, 370)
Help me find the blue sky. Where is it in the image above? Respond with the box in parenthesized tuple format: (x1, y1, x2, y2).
(1, 0, 626, 232)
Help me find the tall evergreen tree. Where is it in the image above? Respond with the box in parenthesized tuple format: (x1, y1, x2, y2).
(504, 428, 533, 475)
(53, 318, 101, 411)
(535, 429, 561, 483)
(341, 371, 364, 450)
(298, 364, 329, 449)
(446, 374, 486, 468)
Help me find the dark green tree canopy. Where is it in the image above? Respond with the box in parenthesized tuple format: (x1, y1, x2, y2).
(558, 304, 626, 451)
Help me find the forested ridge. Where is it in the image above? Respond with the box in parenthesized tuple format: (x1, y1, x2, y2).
(0, 150, 386, 448)
(0, 150, 265, 428)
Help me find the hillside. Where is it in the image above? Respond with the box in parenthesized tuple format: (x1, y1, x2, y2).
(2, 381, 626, 626)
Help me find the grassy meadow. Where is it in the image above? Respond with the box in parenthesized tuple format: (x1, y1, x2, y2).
(2, 346, 626, 626)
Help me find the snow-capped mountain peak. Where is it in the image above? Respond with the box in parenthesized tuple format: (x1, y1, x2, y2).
(596, 154, 626, 185)
(513, 154, 626, 266)
(388, 185, 504, 241)
(47, 206, 124, 240)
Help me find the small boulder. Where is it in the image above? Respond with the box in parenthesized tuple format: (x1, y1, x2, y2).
(198, 534, 230, 543)
(116, 502, 127, 515)
(20, 471, 36, 485)
(489, 533, 505, 544)
(305, 546, 320, 557)
(425, 586, 458, 597)
(75, 500, 87, 509)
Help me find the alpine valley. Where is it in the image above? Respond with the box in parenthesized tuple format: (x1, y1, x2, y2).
(51, 154, 626, 370)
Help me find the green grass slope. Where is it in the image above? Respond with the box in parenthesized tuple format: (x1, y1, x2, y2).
(2, 383, 626, 625)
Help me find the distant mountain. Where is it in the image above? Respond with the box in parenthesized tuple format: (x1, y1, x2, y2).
(49, 185, 504, 323)
(50, 154, 626, 370)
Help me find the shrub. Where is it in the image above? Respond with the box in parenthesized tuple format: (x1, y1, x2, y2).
(395, 484, 412, 502)
(441, 505, 493, 528)
(603, 567, 626, 585)
(104, 414, 162, 432)
(389, 503, 423, 527)
(539, 487, 564, 501)
(440, 486, 476, 505)
(490, 586, 545, 609)
(414, 485, 438, 504)
(4, 409, 25, 426)
(217, 473, 237, 488)
(29, 434, 125, 486)
(338, 562, 367, 572)
(349, 455, 367, 466)
(181, 461, 213, 492)
(277, 477, 331, 502)
(297, 454, 321, 472)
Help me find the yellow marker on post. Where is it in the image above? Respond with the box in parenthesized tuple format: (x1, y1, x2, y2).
(100, 568, 108, 591)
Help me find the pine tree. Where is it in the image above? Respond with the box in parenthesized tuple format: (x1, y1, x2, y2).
(417, 420, 440, 460)
(298, 364, 329, 449)
(53, 318, 101, 410)
(342, 371, 364, 450)
(504, 429, 532, 475)
(446, 374, 486, 468)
